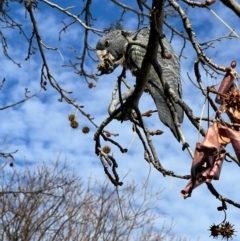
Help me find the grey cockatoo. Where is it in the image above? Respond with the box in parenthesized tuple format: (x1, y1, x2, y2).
(96, 27, 183, 141)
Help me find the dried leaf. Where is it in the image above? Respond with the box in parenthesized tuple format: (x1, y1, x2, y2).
(225, 127, 240, 162)
(214, 122, 230, 145)
(181, 124, 228, 198)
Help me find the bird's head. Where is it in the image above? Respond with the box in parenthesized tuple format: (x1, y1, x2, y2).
(96, 30, 130, 62)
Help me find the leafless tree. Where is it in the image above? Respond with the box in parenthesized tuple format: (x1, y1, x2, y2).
(0, 160, 192, 241)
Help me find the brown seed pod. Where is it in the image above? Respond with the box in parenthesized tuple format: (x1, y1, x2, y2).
(103, 146, 111, 154)
(105, 131, 111, 137)
(220, 221, 235, 240)
(68, 114, 76, 122)
(70, 120, 79, 129)
(97, 59, 114, 74)
(97, 61, 109, 72)
(209, 221, 235, 240)
(82, 126, 90, 134)
(88, 82, 95, 89)
(223, 87, 240, 110)
(209, 223, 221, 238)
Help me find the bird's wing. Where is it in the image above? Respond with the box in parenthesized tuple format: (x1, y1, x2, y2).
(159, 37, 183, 123)
(125, 28, 183, 141)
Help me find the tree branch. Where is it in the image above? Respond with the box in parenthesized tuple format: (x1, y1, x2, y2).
(220, 0, 240, 17)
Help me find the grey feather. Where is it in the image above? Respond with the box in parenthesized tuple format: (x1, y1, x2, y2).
(96, 27, 183, 141)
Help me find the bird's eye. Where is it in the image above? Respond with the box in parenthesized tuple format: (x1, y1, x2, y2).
(105, 40, 109, 47)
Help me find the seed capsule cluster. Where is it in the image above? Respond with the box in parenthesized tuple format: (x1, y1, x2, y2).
(68, 114, 90, 134)
(68, 114, 79, 129)
(97, 61, 109, 72)
(222, 87, 240, 111)
(209, 221, 235, 240)
(96, 58, 114, 75)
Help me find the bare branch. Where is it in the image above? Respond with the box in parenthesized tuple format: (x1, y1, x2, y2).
(219, 0, 240, 17)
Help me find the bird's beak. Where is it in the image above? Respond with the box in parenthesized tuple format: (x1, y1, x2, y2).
(96, 50, 115, 62)
(96, 50, 106, 61)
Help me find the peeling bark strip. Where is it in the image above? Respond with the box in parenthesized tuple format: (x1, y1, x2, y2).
(215, 60, 236, 104)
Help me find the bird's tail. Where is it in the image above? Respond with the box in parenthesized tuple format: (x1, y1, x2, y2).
(148, 81, 181, 142)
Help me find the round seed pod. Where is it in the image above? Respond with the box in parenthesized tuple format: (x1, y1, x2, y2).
(70, 120, 79, 129)
(82, 126, 90, 134)
(68, 114, 76, 122)
(103, 146, 111, 154)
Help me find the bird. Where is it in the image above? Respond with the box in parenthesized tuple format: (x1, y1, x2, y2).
(96, 27, 183, 141)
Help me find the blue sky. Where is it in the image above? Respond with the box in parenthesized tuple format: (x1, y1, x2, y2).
(0, 0, 240, 240)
